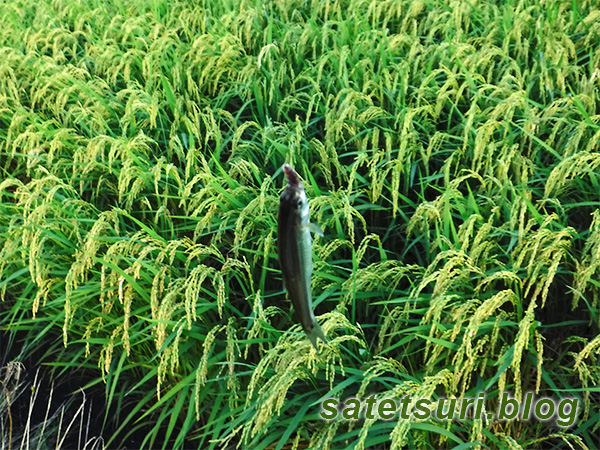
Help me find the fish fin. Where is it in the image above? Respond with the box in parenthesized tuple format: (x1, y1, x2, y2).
(307, 222, 324, 237)
(307, 321, 328, 351)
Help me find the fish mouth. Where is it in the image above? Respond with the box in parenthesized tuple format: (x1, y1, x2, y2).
(283, 164, 303, 189)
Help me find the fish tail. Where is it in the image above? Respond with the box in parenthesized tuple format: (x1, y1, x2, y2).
(307, 321, 328, 350)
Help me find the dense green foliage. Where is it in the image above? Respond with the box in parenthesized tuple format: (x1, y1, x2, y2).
(1, 0, 600, 448)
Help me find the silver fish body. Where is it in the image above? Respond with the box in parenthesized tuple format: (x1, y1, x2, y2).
(277, 164, 327, 349)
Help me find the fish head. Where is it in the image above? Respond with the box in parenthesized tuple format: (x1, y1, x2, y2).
(281, 164, 309, 221)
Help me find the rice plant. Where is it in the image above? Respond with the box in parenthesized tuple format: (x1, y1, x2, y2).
(1, 0, 599, 448)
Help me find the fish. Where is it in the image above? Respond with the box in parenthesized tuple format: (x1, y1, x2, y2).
(277, 163, 328, 350)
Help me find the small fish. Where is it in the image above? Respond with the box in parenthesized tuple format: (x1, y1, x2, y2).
(277, 164, 327, 350)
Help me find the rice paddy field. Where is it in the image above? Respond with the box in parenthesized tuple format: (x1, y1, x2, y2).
(1, 0, 600, 448)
